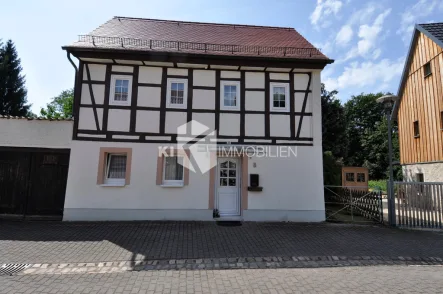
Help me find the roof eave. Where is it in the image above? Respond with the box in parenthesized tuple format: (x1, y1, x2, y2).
(62, 45, 334, 69)
(393, 24, 443, 120)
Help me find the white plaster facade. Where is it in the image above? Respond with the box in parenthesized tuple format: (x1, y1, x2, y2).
(402, 163, 443, 182)
(63, 141, 325, 221)
(0, 119, 72, 148)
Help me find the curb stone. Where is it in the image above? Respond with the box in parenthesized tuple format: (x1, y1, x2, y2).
(6, 255, 443, 276)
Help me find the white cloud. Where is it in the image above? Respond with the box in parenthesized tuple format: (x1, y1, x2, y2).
(310, 0, 343, 26)
(336, 25, 353, 45)
(397, 0, 443, 43)
(357, 9, 391, 55)
(338, 9, 390, 62)
(323, 58, 404, 92)
(347, 2, 380, 26)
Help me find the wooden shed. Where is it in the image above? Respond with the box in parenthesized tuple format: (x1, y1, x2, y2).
(342, 167, 369, 191)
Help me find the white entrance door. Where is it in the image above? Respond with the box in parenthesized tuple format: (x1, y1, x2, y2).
(216, 158, 241, 216)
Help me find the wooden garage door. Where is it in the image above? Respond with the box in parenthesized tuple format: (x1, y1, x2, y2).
(0, 148, 70, 219)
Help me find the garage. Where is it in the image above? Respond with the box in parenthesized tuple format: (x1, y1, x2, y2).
(0, 116, 73, 220)
(0, 147, 70, 219)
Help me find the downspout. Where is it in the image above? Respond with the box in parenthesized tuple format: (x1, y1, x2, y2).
(66, 51, 78, 73)
(66, 51, 79, 139)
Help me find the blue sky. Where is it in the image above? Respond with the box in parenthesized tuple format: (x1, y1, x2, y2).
(1, 0, 442, 113)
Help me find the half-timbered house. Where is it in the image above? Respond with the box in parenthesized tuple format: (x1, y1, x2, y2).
(60, 17, 333, 221)
(395, 23, 443, 183)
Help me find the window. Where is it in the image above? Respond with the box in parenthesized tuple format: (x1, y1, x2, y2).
(221, 81, 240, 110)
(441, 111, 443, 130)
(414, 121, 420, 138)
(345, 172, 355, 182)
(110, 75, 132, 106)
(97, 147, 132, 186)
(357, 173, 366, 182)
(167, 79, 188, 108)
(163, 156, 184, 186)
(105, 154, 127, 185)
(415, 173, 424, 182)
(270, 83, 289, 111)
(424, 62, 432, 77)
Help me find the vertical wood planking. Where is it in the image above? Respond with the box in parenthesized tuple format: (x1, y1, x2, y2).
(399, 31, 443, 164)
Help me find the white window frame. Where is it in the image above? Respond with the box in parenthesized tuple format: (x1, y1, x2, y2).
(221, 80, 241, 111)
(166, 78, 188, 109)
(109, 75, 133, 106)
(162, 155, 185, 186)
(270, 82, 290, 112)
(104, 153, 127, 186)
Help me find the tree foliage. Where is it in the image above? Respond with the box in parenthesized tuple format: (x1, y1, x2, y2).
(321, 84, 347, 159)
(0, 40, 31, 116)
(40, 89, 74, 119)
(321, 87, 401, 183)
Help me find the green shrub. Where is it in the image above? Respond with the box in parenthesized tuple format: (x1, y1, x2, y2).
(368, 180, 387, 193)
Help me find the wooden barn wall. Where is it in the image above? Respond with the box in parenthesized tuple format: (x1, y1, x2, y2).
(398, 32, 443, 164)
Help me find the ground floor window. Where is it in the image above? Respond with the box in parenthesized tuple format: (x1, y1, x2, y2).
(97, 147, 132, 186)
(163, 156, 184, 185)
(105, 154, 127, 185)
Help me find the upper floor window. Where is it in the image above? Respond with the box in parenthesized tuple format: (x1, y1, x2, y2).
(221, 81, 240, 110)
(110, 75, 132, 106)
(413, 121, 420, 138)
(424, 62, 432, 77)
(440, 111, 443, 130)
(167, 79, 188, 109)
(270, 83, 289, 112)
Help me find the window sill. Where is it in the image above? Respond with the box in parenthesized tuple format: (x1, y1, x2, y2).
(109, 101, 131, 107)
(100, 183, 126, 187)
(161, 183, 185, 188)
(270, 108, 289, 112)
(424, 73, 432, 78)
(414, 135, 420, 138)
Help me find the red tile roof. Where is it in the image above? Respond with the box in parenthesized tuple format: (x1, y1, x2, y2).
(65, 17, 331, 61)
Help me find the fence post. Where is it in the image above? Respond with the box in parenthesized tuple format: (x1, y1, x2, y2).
(387, 181, 396, 226)
(350, 189, 354, 222)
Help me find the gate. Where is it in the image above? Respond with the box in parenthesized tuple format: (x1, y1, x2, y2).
(393, 182, 443, 229)
(324, 185, 384, 224)
(0, 147, 70, 219)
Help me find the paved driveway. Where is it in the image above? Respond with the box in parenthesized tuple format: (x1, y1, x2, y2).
(1, 221, 442, 264)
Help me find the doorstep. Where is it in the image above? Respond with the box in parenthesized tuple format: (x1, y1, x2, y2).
(214, 216, 243, 222)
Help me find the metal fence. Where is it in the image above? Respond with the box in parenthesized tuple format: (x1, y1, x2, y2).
(324, 186, 384, 224)
(393, 182, 443, 229)
(77, 35, 323, 57)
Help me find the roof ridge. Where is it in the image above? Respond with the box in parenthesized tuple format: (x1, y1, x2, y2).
(419, 22, 443, 25)
(112, 16, 294, 31)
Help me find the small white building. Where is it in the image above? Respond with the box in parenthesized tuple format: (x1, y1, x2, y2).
(0, 17, 333, 222)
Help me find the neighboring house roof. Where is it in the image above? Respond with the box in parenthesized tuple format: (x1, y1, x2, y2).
(0, 115, 73, 121)
(63, 16, 332, 62)
(393, 22, 443, 119)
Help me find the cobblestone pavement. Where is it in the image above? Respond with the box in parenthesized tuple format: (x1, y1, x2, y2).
(1, 221, 443, 264)
(2, 266, 443, 294)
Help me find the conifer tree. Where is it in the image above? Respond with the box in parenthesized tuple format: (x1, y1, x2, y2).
(0, 40, 31, 116)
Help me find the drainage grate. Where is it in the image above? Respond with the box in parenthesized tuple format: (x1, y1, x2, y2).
(0, 264, 31, 276)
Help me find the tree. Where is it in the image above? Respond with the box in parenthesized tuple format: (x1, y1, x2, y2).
(323, 151, 343, 185)
(40, 89, 74, 119)
(0, 40, 31, 116)
(344, 93, 386, 167)
(321, 84, 347, 159)
(344, 92, 401, 180)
